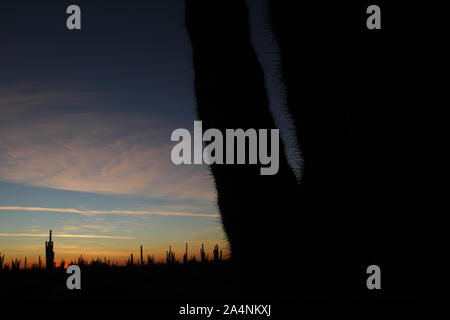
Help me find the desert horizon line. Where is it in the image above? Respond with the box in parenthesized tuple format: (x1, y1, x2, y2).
(0, 233, 133, 239)
(0, 239, 229, 268)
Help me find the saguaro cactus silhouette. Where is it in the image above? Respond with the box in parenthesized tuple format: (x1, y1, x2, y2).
(183, 243, 188, 264)
(185, 0, 432, 298)
(185, 0, 303, 295)
(45, 230, 54, 269)
(213, 244, 221, 263)
(199, 243, 209, 264)
(127, 253, 134, 266)
(265, 0, 362, 294)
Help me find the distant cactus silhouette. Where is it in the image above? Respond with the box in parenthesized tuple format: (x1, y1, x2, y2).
(11, 258, 21, 270)
(127, 253, 134, 266)
(77, 255, 86, 267)
(200, 243, 207, 264)
(183, 243, 188, 264)
(213, 244, 221, 263)
(0, 252, 4, 270)
(166, 246, 176, 264)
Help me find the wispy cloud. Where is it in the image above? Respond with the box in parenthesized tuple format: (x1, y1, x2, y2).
(0, 85, 216, 201)
(0, 206, 219, 218)
(0, 233, 133, 239)
(0, 84, 101, 117)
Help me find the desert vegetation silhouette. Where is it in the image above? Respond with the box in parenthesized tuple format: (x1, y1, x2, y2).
(0, 242, 233, 299)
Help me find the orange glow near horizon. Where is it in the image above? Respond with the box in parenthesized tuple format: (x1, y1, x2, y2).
(0, 239, 230, 268)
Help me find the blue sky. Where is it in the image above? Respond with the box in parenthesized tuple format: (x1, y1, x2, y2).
(0, 83, 224, 262)
(0, 0, 293, 264)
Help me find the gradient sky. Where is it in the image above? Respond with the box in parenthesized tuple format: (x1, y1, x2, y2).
(0, 0, 291, 264)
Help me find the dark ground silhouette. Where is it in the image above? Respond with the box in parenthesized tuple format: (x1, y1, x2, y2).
(0, 260, 236, 300)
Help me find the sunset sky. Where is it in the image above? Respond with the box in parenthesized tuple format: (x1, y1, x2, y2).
(0, 1, 288, 264)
